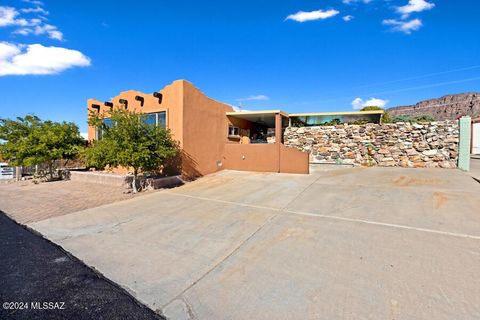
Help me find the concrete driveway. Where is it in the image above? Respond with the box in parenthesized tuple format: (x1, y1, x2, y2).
(30, 166, 480, 319)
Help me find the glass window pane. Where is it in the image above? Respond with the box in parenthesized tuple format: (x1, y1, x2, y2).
(157, 112, 166, 128)
(103, 118, 113, 127)
(144, 114, 156, 126)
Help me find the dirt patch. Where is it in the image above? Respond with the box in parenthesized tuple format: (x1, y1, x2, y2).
(393, 176, 442, 187)
(433, 192, 448, 209)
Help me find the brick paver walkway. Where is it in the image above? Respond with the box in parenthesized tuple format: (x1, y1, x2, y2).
(0, 180, 152, 224)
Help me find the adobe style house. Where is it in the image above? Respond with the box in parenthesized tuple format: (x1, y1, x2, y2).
(87, 80, 383, 177)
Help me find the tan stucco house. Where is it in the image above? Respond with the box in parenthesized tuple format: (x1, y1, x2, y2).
(87, 80, 383, 177)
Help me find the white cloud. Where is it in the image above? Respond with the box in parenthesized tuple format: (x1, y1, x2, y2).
(246, 95, 269, 101)
(286, 9, 340, 22)
(34, 24, 63, 40)
(21, 7, 49, 15)
(397, 0, 435, 19)
(21, 0, 44, 6)
(237, 95, 270, 102)
(0, 6, 38, 27)
(80, 132, 88, 140)
(342, 0, 372, 4)
(352, 97, 389, 110)
(13, 23, 63, 40)
(343, 15, 354, 22)
(0, 42, 91, 76)
(1, 5, 62, 40)
(383, 18, 422, 34)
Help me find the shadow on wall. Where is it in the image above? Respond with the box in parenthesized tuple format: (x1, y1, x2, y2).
(164, 150, 201, 181)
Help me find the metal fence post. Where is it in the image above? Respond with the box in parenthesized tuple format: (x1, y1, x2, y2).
(458, 116, 471, 171)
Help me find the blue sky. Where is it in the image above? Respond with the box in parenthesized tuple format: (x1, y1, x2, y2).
(0, 0, 479, 135)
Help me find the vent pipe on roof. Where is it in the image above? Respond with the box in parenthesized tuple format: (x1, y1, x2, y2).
(135, 96, 144, 107)
(91, 104, 100, 112)
(119, 99, 128, 109)
(153, 92, 163, 104)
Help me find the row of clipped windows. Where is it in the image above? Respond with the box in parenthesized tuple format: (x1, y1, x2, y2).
(96, 111, 166, 140)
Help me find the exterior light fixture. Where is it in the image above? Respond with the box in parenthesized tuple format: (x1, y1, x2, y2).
(91, 104, 100, 112)
(153, 92, 163, 104)
(104, 101, 113, 109)
(135, 95, 145, 107)
(119, 99, 128, 109)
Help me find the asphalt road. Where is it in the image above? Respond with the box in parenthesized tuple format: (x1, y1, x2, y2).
(0, 211, 164, 320)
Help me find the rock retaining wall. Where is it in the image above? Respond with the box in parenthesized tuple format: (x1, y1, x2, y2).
(284, 121, 459, 168)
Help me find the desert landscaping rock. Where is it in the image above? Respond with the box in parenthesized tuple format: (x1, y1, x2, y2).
(285, 121, 459, 168)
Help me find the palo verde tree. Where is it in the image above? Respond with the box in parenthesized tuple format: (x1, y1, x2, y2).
(85, 108, 179, 193)
(0, 115, 84, 180)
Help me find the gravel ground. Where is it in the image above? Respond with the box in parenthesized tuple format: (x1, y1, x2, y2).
(0, 211, 164, 320)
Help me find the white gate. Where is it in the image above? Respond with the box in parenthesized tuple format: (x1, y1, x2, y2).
(0, 163, 14, 179)
(473, 122, 480, 155)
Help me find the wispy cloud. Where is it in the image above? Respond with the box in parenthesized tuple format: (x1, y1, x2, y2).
(237, 95, 270, 102)
(0, 6, 39, 27)
(342, 0, 372, 4)
(1, 4, 62, 40)
(343, 15, 354, 22)
(397, 0, 435, 19)
(286, 9, 340, 22)
(21, 7, 49, 15)
(21, 0, 44, 6)
(0, 42, 90, 76)
(383, 18, 422, 34)
(14, 24, 63, 40)
(352, 97, 389, 110)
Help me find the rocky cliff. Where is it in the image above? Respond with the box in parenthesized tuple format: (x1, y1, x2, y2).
(388, 92, 480, 120)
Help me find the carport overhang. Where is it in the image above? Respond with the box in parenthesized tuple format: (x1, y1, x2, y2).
(226, 110, 288, 128)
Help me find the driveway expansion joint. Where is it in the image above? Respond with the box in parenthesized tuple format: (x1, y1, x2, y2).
(160, 212, 281, 312)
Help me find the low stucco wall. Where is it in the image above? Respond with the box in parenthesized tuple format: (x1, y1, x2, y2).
(70, 171, 183, 189)
(280, 145, 310, 174)
(223, 144, 279, 172)
(285, 121, 459, 168)
(223, 143, 309, 174)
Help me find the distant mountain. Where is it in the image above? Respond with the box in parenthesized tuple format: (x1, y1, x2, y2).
(388, 93, 480, 121)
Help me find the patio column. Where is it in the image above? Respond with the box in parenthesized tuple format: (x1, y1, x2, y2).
(275, 113, 282, 173)
(275, 113, 282, 145)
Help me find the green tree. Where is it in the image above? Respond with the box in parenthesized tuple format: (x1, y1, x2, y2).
(0, 115, 84, 180)
(381, 111, 392, 123)
(86, 108, 179, 193)
(360, 106, 384, 111)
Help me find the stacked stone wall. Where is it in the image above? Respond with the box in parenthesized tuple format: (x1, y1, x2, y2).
(284, 121, 459, 168)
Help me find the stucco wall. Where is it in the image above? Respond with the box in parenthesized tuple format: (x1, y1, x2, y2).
(223, 144, 280, 172)
(87, 80, 185, 145)
(181, 81, 234, 177)
(279, 145, 310, 174)
(285, 121, 459, 168)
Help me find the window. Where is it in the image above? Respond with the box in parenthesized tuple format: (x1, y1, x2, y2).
(228, 125, 239, 137)
(144, 114, 156, 126)
(143, 112, 166, 128)
(95, 112, 167, 140)
(96, 118, 113, 140)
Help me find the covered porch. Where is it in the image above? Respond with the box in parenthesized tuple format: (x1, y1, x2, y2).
(223, 111, 309, 174)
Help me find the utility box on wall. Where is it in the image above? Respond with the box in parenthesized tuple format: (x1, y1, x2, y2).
(458, 116, 471, 171)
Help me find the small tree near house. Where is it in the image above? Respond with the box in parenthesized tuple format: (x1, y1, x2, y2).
(0, 115, 84, 180)
(85, 108, 179, 193)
